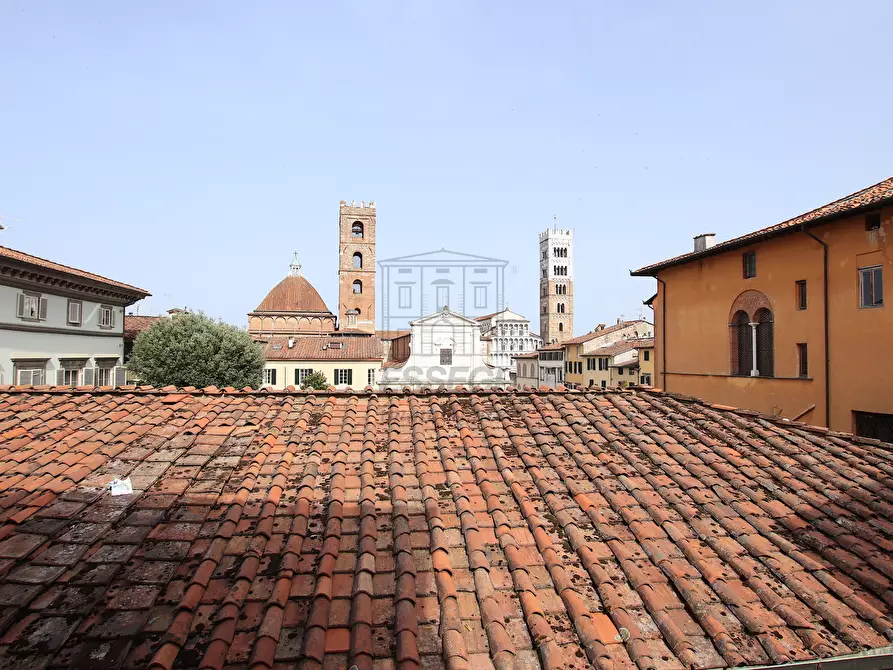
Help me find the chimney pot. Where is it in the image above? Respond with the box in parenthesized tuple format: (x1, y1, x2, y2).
(693, 233, 717, 252)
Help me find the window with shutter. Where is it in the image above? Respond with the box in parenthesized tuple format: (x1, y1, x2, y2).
(17, 293, 41, 320)
(99, 305, 114, 328)
(67, 300, 82, 325)
(83, 367, 95, 386)
(113, 366, 126, 387)
(38, 297, 48, 320)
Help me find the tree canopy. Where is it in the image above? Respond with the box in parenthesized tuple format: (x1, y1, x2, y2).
(128, 312, 265, 388)
(299, 370, 329, 390)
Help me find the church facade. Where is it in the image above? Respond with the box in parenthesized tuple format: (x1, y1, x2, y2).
(379, 307, 508, 390)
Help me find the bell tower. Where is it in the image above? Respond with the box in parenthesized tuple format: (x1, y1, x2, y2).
(338, 200, 376, 332)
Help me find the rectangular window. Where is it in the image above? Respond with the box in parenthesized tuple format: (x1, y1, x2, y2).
(436, 286, 449, 310)
(398, 286, 411, 309)
(367, 368, 376, 385)
(617, 367, 623, 375)
(294, 368, 313, 385)
(743, 251, 756, 279)
(57, 361, 86, 386)
(16, 292, 46, 321)
(859, 266, 883, 308)
(16, 365, 46, 385)
(440, 349, 452, 365)
(98, 305, 115, 328)
(797, 343, 808, 378)
(796, 280, 807, 310)
(854, 411, 893, 442)
(643, 350, 650, 362)
(474, 285, 487, 309)
(866, 212, 881, 231)
(263, 368, 277, 386)
(334, 369, 353, 385)
(601, 380, 607, 389)
(96, 365, 113, 387)
(67, 300, 82, 325)
(576, 362, 582, 374)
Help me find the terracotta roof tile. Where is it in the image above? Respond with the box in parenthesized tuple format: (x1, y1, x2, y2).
(123, 315, 163, 340)
(261, 336, 383, 361)
(563, 321, 650, 346)
(632, 176, 893, 276)
(0, 386, 889, 668)
(252, 275, 332, 314)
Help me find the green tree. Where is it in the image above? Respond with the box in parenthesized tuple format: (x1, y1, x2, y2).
(128, 312, 265, 388)
(299, 370, 329, 390)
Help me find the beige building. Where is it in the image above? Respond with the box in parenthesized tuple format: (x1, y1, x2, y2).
(513, 351, 539, 388)
(563, 319, 653, 387)
(581, 337, 654, 388)
(260, 335, 382, 389)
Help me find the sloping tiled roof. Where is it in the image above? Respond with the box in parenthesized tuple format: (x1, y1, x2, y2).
(377, 330, 411, 341)
(632, 176, 893, 276)
(586, 339, 641, 357)
(563, 321, 648, 346)
(123, 315, 163, 340)
(0, 245, 150, 297)
(253, 275, 332, 314)
(610, 359, 639, 369)
(0, 387, 890, 669)
(632, 338, 654, 349)
(262, 336, 383, 361)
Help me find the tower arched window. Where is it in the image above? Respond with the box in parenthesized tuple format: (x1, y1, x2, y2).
(731, 310, 752, 376)
(756, 309, 774, 377)
(352, 222, 364, 237)
(353, 252, 363, 269)
(558, 323, 564, 332)
(352, 280, 362, 294)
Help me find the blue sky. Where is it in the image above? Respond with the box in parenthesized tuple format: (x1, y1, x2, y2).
(2, 2, 892, 331)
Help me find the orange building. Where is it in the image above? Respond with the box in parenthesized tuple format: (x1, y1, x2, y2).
(632, 177, 892, 440)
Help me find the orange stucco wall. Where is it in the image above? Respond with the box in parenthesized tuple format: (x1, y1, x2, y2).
(652, 208, 891, 432)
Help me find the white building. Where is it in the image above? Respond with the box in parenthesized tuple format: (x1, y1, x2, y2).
(0, 245, 149, 386)
(476, 308, 542, 379)
(539, 227, 574, 344)
(380, 306, 508, 390)
(536, 344, 565, 387)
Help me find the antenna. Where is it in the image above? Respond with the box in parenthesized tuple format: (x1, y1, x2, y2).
(0, 215, 22, 231)
(553, 214, 557, 230)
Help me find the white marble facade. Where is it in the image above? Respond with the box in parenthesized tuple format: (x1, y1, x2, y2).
(477, 308, 542, 376)
(380, 306, 508, 389)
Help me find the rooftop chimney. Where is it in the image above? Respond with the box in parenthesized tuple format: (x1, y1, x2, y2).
(693, 233, 717, 252)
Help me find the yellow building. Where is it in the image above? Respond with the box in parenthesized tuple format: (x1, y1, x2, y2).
(580, 337, 654, 388)
(636, 340, 655, 385)
(562, 320, 653, 387)
(260, 335, 382, 390)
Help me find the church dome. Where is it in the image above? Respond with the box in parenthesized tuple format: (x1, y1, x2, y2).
(253, 253, 333, 314)
(254, 274, 331, 313)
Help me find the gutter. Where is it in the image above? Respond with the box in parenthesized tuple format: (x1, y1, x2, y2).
(733, 644, 893, 670)
(801, 223, 830, 427)
(656, 276, 667, 391)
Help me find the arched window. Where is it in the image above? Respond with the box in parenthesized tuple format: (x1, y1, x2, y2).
(352, 222, 364, 237)
(731, 310, 752, 376)
(352, 280, 362, 294)
(353, 252, 363, 269)
(558, 323, 564, 332)
(756, 309, 774, 377)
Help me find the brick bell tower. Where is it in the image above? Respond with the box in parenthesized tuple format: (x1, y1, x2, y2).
(338, 200, 376, 333)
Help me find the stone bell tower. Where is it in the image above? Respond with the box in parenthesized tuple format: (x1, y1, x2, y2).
(338, 200, 376, 332)
(539, 225, 574, 344)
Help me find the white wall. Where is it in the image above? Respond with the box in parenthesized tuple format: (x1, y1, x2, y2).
(381, 309, 507, 389)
